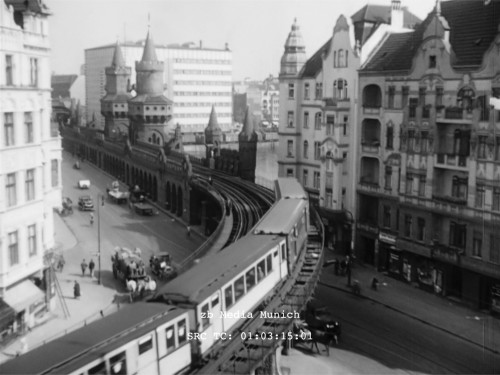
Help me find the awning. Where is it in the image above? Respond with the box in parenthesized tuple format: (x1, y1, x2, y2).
(3, 280, 45, 312)
(318, 207, 349, 223)
(0, 298, 16, 329)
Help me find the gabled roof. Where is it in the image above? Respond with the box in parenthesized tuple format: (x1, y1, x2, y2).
(300, 38, 330, 78)
(362, 0, 500, 72)
(351, 4, 420, 26)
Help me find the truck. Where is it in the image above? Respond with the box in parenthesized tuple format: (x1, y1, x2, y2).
(107, 181, 129, 204)
(111, 247, 147, 283)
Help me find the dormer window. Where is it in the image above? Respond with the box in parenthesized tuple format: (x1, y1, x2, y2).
(429, 55, 436, 68)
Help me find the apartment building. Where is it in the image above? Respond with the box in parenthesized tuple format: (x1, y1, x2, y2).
(356, 0, 500, 309)
(85, 41, 232, 142)
(0, 0, 62, 335)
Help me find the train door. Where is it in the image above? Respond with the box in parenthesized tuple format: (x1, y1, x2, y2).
(279, 241, 287, 278)
(210, 292, 223, 342)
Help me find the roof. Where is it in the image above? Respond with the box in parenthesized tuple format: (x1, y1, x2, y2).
(351, 4, 420, 26)
(152, 234, 282, 305)
(111, 42, 126, 67)
(362, 0, 500, 72)
(141, 30, 158, 62)
(274, 178, 307, 200)
(128, 94, 172, 105)
(51, 75, 78, 99)
(253, 199, 308, 235)
(4, 0, 50, 14)
(0, 303, 184, 375)
(300, 38, 330, 78)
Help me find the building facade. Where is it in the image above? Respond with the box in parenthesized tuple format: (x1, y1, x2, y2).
(85, 41, 232, 142)
(0, 0, 62, 335)
(356, 0, 500, 309)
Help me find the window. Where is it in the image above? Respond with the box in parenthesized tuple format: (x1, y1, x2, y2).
(386, 126, 394, 149)
(478, 136, 488, 159)
(138, 335, 153, 355)
(451, 176, 467, 200)
(25, 169, 35, 201)
(417, 218, 426, 241)
(8, 231, 19, 266)
(286, 168, 294, 177)
(234, 276, 245, 302)
(337, 49, 344, 67)
(30, 58, 38, 87)
(88, 362, 106, 375)
(495, 137, 500, 161)
(288, 83, 295, 99)
(178, 319, 187, 345)
(51, 159, 58, 187)
(200, 303, 210, 329)
(334, 79, 348, 99)
(302, 169, 308, 187)
(304, 83, 310, 99)
(246, 268, 256, 291)
(24, 112, 33, 143)
(388, 86, 395, 109)
(408, 130, 416, 151)
(326, 115, 334, 135)
(28, 224, 36, 256)
(281, 243, 286, 260)
(449, 222, 466, 249)
(429, 55, 436, 68)
(109, 352, 127, 375)
(313, 171, 320, 189)
(315, 82, 322, 99)
(303, 141, 309, 159)
(409, 98, 418, 118)
(303, 111, 309, 128)
(165, 325, 176, 350)
(314, 112, 322, 130)
(5, 55, 13, 85)
(266, 254, 273, 273)
(224, 286, 233, 308)
(4, 112, 14, 146)
(402, 86, 409, 107)
(396, 209, 400, 231)
(435, 87, 443, 107)
(418, 175, 426, 197)
(421, 131, 429, 153)
(472, 231, 482, 258)
(257, 260, 266, 282)
(475, 184, 485, 208)
(418, 87, 426, 106)
(491, 234, 500, 263)
(383, 206, 391, 228)
(6, 173, 16, 207)
(404, 215, 412, 238)
(287, 140, 293, 157)
(384, 166, 392, 190)
(457, 87, 475, 113)
(287, 111, 294, 128)
(405, 174, 413, 194)
(314, 142, 320, 160)
(493, 187, 500, 211)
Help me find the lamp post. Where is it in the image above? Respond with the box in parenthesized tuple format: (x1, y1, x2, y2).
(97, 194, 104, 285)
(344, 209, 355, 257)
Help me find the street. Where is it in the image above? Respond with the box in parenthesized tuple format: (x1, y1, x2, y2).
(313, 284, 500, 374)
(60, 151, 203, 291)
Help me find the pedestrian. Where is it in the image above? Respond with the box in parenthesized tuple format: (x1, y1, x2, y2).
(81, 259, 88, 276)
(90, 212, 94, 226)
(89, 259, 95, 278)
(186, 225, 191, 238)
(57, 255, 65, 272)
(73, 281, 81, 299)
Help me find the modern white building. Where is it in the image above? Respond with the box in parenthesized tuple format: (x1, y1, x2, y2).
(85, 41, 233, 140)
(0, 0, 62, 335)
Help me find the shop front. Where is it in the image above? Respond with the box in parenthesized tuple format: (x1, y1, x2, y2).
(378, 231, 397, 272)
(318, 207, 351, 255)
(356, 222, 379, 266)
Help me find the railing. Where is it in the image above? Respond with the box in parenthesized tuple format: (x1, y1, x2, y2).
(435, 153, 467, 168)
(361, 142, 380, 153)
(445, 107, 464, 119)
(432, 194, 467, 206)
(363, 106, 381, 115)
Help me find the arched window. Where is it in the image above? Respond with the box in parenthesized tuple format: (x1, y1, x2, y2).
(457, 87, 475, 113)
(314, 112, 322, 130)
(303, 140, 309, 159)
(333, 51, 337, 68)
(334, 79, 348, 99)
(338, 49, 344, 68)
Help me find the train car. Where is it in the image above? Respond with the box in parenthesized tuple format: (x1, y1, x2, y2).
(151, 233, 288, 356)
(0, 304, 191, 375)
(274, 177, 308, 200)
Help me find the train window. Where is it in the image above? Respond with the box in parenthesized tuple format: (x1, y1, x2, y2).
(224, 286, 233, 308)
(246, 268, 256, 291)
(109, 352, 127, 375)
(257, 260, 266, 282)
(281, 244, 286, 260)
(88, 361, 106, 375)
(138, 335, 153, 355)
(201, 303, 210, 329)
(165, 326, 175, 351)
(178, 319, 187, 345)
(266, 254, 273, 273)
(273, 251, 278, 257)
(212, 295, 219, 308)
(234, 276, 245, 302)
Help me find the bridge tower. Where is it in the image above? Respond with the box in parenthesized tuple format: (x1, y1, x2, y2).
(128, 29, 173, 146)
(238, 107, 260, 182)
(101, 42, 132, 140)
(204, 105, 223, 168)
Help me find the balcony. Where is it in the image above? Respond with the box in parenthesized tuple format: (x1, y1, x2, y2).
(431, 241, 463, 264)
(435, 154, 468, 169)
(361, 141, 380, 153)
(432, 194, 467, 206)
(363, 106, 380, 115)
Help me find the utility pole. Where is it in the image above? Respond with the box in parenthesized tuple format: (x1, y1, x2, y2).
(97, 194, 103, 285)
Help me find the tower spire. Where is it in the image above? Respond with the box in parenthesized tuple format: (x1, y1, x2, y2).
(111, 41, 125, 68)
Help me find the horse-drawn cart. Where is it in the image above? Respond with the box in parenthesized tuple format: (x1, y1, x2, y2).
(107, 181, 129, 204)
(149, 253, 177, 281)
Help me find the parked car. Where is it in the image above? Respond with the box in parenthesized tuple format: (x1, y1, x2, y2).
(78, 180, 91, 189)
(78, 195, 94, 211)
(61, 197, 73, 216)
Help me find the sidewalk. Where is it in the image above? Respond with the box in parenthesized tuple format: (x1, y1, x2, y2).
(319, 251, 500, 354)
(0, 213, 119, 365)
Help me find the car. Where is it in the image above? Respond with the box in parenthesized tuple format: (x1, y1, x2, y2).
(78, 195, 94, 211)
(133, 202, 154, 216)
(78, 180, 90, 189)
(303, 300, 341, 341)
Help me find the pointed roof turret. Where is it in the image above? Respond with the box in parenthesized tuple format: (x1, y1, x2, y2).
(205, 105, 222, 145)
(111, 41, 126, 67)
(207, 106, 221, 131)
(280, 18, 307, 75)
(141, 30, 158, 62)
(239, 106, 257, 141)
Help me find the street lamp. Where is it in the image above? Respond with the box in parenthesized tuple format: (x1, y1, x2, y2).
(97, 194, 104, 285)
(344, 209, 355, 257)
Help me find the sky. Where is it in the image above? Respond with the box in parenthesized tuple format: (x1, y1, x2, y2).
(48, 0, 437, 84)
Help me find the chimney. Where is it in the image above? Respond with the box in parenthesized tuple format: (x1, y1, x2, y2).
(391, 0, 403, 29)
(200, 40, 203, 49)
(225, 42, 229, 50)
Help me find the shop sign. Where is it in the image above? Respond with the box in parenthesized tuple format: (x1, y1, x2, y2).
(379, 232, 396, 244)
(357, 222, 379, 235)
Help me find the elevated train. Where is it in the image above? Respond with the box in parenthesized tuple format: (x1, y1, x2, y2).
(0, 178, 312, 375)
